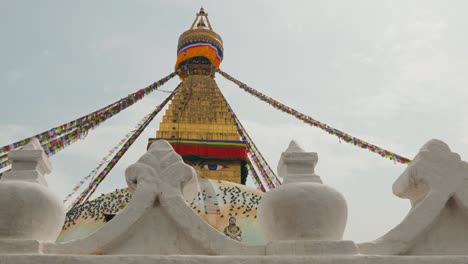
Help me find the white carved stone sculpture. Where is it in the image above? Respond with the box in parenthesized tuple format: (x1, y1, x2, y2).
(3, 139, 468, 263)
(257, 140, 357, 255)
(359, 139, 468, 255)
(46, 140, 263, 255)
(0, 138, 65, 253)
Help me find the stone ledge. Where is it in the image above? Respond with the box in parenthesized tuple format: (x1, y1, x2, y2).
(1, 255, 468, 264)
(265, 240, 358, 255)
(0, 240, 43, 254)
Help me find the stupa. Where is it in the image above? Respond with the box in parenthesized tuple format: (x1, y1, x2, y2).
(150, 7, 247, 184)
(3, 6, 468, 264)
(58, 8, 265, 245)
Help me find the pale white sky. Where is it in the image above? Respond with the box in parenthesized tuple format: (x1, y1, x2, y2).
(2, 0, 468, 242)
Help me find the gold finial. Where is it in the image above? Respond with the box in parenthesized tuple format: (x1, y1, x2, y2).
(176, 7, 224, 72)
(199, 7, 206, 15)
(197, 17, 206, 28)
(190, 6, 212, 30)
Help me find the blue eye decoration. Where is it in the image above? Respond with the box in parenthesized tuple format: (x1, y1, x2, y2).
(203, 164, 226, 171)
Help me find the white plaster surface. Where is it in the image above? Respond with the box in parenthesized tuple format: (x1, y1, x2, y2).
(259, 141, 348, 241)
(7, 139, 51, 177)
(1, 255, 468, 264)
(265, 240, 358, 255)
(4, 138, 468, 258)
(0, 239, 43, 254)
(278, 140, 320, 184)
(258, 141, 352, 254)
(0, 139, 65, 243)
(359, 139, 468, 255)
(258, 182, 348, 241)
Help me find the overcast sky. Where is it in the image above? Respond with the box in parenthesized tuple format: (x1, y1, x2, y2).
(2, 0, 468, 242)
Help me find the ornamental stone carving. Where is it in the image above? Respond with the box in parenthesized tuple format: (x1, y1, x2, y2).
(359, 139, 468, 255)
(0, 139, 65, 253)
(257, 140, 356, 255)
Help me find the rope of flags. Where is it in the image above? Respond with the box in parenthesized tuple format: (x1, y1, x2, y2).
(0, 71, 178, 161)
(246, 158, 266, 192)
(0, 155, 8, 167)
(68, 86, 180, 209)
(224, 100, 279, 190)
(216, 68, 412, 165)
(63, 113, 154, 204)
(0, 128, 83, 173)
(242, 130, 281, 186)
(227, 111, 273, 190)
(248, 152, 277, 189)
(236, 122, 277, 190)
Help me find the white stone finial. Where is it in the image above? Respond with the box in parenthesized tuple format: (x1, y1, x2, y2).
(4, 138, 52, 184)
(0, 138, 65, 252)
(258, 140, 354, 255)
(23, 138, 42, 150)
(278, 140, 319, 183)
(285, 140, 305, 152)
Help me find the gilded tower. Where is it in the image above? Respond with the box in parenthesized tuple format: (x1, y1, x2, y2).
(149, 8, 248, 184)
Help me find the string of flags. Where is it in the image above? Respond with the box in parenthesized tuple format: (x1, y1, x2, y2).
(242, 132, 282, 186)
(0, 156, 10, 170)
(0, 71, 179, 162)
(224, 100, 279, 190)
(249, 152, 277, 188)
(68, 86, 180, 209)
(246, 158, 266, 192)
(0, 128, 83, 171)
(63, 113, 152, 204)
(225, 105, 273, 190)
(216, 68, 412, 165)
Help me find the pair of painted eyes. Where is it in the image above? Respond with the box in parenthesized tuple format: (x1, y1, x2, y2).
(203, 164, 226, 171)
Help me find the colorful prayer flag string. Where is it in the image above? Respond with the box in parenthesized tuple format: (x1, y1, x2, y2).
(246, 157, 266, 192)
(0, 128, 83, 173)
(0, 71, 179, 158)
(224, 100, 279, 189)
(216, 68, 412, 164)
(230, 110, 279, 189)
(68, 85, 180, 209)
(63, 114, 152, 204)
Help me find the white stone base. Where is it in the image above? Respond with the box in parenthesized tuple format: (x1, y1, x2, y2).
(265, 240, 358, 255)
(1, 255, 468, 264)
(0, 239, 43, 254)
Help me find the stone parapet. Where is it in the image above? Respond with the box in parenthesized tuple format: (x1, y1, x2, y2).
(1, 255, 467, 264)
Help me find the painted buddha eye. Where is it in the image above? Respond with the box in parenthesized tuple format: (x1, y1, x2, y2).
(203, 164, 226, 171)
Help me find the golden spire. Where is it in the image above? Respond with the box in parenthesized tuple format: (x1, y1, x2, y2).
(197, 17, 206, 28)
(178, 7, 222, 52)
(175, 7, 224, 74)
(190, 7, 212, 30)
(156, 8, 245, 184)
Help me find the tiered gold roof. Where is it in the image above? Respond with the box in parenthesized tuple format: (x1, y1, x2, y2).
(156, 75, 238, 141)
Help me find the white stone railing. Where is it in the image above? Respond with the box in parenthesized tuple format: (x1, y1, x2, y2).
(2, 137, 468, 261)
